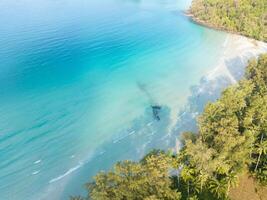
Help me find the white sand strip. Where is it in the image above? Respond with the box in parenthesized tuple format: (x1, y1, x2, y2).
(205, 34, 267, 83)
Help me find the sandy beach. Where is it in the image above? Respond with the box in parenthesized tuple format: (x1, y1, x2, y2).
(206, 34, 267, 83)
(192, 33, 267, 106)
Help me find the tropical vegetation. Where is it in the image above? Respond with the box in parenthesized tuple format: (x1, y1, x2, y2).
(190, 0, 267, 41)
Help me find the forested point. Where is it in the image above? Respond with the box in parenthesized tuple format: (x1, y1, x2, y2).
(190, 0, 267, 41)
(70, 54, 267, 200)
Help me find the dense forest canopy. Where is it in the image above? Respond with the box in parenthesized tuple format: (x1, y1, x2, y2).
(71, 54, 267, 200)
(190, 0, 267, 41)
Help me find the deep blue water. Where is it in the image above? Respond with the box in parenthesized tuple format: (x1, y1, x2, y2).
(0, 0, 226, 199)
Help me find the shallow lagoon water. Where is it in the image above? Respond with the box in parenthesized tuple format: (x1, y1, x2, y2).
(0, 0, 226, 199)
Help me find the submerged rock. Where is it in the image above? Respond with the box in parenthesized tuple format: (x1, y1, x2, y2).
(151, 105, 161, 121)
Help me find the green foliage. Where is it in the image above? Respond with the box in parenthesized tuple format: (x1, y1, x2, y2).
(244, 54, 267, 184)
(178, 53, 267, 198)
(246, 54, 267, 94)
(84, 152, 181, 200)
(208, 178, 228, 199)
(180, 132, 197, 145)
(190, 0, 267, 41)
(140, 149, 166, 164)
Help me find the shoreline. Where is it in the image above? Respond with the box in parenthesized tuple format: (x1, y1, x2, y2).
(184, 10, 266, 43)
(173, 13, 267, 154)
(203, 33, 267, 84)
(184, 11, 237, 34)
(182, 7, 267, 86)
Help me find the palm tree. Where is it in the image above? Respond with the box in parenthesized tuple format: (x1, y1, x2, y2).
(255, 165, 267, 184)
(181, 167, 195, 198)
(196, 171, 209, 192)
(225, 173, 238, 196)
(209, 178, 227, 199)
(187, 195, 199, 200)
(254, 134, 267, 171)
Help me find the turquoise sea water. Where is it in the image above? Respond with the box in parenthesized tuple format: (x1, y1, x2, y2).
(0, 0, 226, 199)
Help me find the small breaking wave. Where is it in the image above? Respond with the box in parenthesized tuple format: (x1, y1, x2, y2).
(98, 150, 106, 156)
(112, 130, 136, 143)
(49, 162, 83, 184)
(129, 130, 135, 135)
(32, 170, 40, 175)
(146, 122, 153, 126)
(34, 160, 42, 164)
